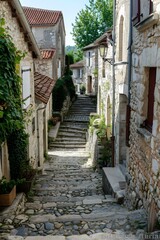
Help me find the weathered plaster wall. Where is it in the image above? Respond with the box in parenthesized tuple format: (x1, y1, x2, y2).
(114, 0, 129, 166)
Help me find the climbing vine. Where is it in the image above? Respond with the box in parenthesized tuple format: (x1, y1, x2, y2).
(0, 18, 28, 180)
(0, 18, 25, 143)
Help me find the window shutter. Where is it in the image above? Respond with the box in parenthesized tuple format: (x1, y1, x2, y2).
(150, 0, 153, 14)
(126, 105, 131, 147)
(145, 67, 156, 132)
(132, 0, 140, 25)
(22, 67, 31, 109)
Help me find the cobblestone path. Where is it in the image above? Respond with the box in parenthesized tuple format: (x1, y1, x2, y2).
(0, 96, 147, 240)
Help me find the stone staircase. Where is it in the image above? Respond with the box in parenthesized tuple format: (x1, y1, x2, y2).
(49, 95, 96, 150)
(0, 95, 147, 240)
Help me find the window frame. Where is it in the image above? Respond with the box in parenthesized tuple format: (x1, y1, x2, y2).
(144, 67, 156, 133)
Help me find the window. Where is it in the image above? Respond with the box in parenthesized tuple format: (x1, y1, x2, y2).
(22, 67, 31, 109)
(145, 67, 156, 132)
(132, 0, 140, 25)
(132, 0, 153, 26)
(87, 51, 92, 67)
(150, 0, 153, 14)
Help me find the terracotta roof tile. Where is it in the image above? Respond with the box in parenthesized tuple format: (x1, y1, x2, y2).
(41, 49, 56, 59)
(34, 72, 56, 104)
(23, 7, 62, 26)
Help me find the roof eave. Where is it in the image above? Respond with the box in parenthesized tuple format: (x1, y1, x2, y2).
(11, 0, 40, 58)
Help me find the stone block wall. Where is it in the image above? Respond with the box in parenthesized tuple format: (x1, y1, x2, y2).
(127, 1, 160, 226)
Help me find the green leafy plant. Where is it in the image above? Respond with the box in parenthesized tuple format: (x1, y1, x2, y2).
(0, 176, 16, 194)
(0, 18, 29, 181)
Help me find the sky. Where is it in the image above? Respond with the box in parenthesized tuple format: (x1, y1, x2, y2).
(19, 0, 90, 46)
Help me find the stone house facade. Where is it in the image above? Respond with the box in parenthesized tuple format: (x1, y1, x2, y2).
(94, 31, 113, 137)
(114, 0, 130, 169)
(83, 43, 98, 95)
(70, 60, 84, 94)
(0, 0, 40, 179)
(23, 7, 66, 167)
(23, 7, 66, 79)
(126, 0, 160, 229)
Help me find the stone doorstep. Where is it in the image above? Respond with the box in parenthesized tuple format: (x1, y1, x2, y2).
(102, 167, 126, 204)
(0, 193, 25, 222)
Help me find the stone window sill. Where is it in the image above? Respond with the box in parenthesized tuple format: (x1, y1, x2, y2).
(135, 13, 159, 32)
(137, 127, 152, 143)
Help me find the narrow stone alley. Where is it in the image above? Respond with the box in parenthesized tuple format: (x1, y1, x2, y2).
(0, 96, 147, 240)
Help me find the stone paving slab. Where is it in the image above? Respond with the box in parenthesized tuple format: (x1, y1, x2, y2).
(6, 232, 137, 240)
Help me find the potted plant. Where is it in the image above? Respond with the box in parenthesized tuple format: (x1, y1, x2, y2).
(80, 84, 86, 94)
(0, 177, 16, 206)
(16, 165, 36, 194)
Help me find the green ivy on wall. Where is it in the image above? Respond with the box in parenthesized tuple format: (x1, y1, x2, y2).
(0, 18, 28, 179)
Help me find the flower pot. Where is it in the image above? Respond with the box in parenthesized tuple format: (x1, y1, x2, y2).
(0, 185, 16, 206)
(17, 180, 32, 194)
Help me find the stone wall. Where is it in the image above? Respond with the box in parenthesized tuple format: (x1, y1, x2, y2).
(0, 1, 38, 171)
(114, 0, 129, 167)
(127, 1, 160, 226)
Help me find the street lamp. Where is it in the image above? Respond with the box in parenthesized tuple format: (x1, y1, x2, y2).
(99, 40, 113, 65)
(99, 42, 108, 60)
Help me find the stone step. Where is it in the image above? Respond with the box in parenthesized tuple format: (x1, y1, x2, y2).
(60, 126, 86, 132)
(53, 138, 86, 142)
(58, 132, 86, 137)
(32, 189, 103, 198)
(50, 142, 86, 146)
(31, 194, 106, 204)
(49, 144, 86, 149)
(6, 232, 137, 240)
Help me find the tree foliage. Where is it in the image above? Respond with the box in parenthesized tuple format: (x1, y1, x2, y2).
(72, 0, 113, 49)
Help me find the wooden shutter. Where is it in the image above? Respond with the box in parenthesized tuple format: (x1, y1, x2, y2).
(22, 67, 31, 109)
(145, 67, 156, 132)
(126, 105, 131, 147)
(150, 0, 153, 14)
(132, 0, 140, 25)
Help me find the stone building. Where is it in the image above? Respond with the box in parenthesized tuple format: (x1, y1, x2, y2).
(23, 7, 66, 79)
(70, 60, 84, 94)
(114, 0, 130, 170)
(0, 0, 40, 179)
(127, 0, 160, 230)
(94, 31, 113, 136)
(23, 6, 66, 166)
(83, 43, 98, 95)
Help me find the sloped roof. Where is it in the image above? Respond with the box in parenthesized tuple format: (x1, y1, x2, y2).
(23, 7, 62, 26)
(70, 60, 84, 69)
(7, 0, 40, 57)
(83, 42, 98, 51)
(41, 49, 56, 59)
(34, 72, 56, 104)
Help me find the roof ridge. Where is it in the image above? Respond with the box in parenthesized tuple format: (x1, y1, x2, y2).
(23, 6, 62, 14)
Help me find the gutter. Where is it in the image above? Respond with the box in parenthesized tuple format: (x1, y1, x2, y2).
(111, 0, 116, 167)
(11, 0, 40, 58)
(125, 0, 133, 147)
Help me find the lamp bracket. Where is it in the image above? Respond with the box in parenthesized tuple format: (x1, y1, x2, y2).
(103, 57, 113, 65)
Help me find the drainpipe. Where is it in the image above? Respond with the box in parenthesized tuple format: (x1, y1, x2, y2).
(126, 0, 133, 147)
(37, 105, 46, 167)
(111, 0, 116, 167)
(128, 0, 132, 104)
